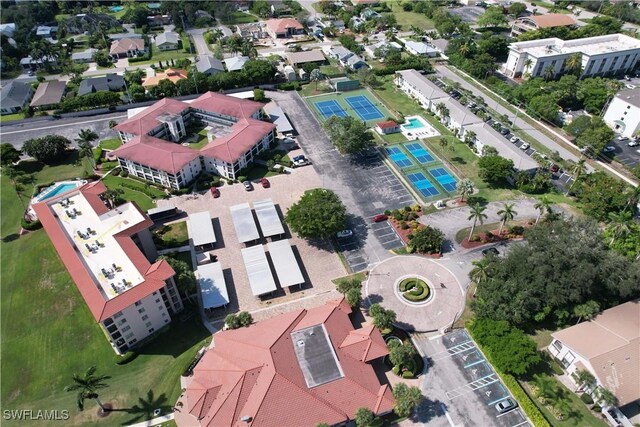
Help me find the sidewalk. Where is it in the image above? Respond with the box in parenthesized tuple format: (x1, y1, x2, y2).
(126, 413, 174, 427)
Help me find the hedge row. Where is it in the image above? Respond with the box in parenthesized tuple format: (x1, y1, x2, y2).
(115, 350, 138, 365)
(119, 182, 161, 199)
(21, 219, 42, 231)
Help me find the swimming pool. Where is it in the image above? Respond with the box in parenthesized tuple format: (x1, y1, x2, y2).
(110, 5, 124, 12)
(403, 118, 425, 130)
(37, 182, 81, 202)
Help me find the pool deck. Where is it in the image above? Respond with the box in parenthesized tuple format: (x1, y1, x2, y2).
(400, 115, 440, 140)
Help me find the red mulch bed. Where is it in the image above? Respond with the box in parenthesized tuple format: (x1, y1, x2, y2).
(460, 227, 529, 249)
(388, 211, 442, 258)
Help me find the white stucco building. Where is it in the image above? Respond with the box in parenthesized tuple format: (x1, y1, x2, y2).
(503, 34, 640, 79)
(603, 89, 640, 139)
(394, 69, 448, 111)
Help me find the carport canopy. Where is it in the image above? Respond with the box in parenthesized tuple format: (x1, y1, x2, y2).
(267, 239, 304, 288)
(196, 262, 229, 309)
(254, 199, 285, 238)
(188, 211, 216, 247)
(241, 245, 277, 296)
(230, 203, 260, 243)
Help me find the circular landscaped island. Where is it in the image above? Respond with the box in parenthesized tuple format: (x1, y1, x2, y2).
(397, 276, 433, 305)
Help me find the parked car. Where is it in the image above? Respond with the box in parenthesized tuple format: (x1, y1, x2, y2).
(210, 187, 220, 198)
(482, 247, 499, 256)
(602, 146, 616, 153)
(260, 178, 270, 188)
(617, 136, 630, 142)
(372, 214, 388, 223)
(510, 136, 519, 143)
(628, 140, 639, 147)
(286, 143, 300, 151)
(520, 143, 530, 150)
(499, 128, 510, 135)
(27, 69, 34, 76)
(336, 229, 353, 239)
(293, 154, 306, 162)
(243, 181, 253, 191)
(550, 164, 560, 173)
(495, 398, 518, 414)
(483, 115, 492, 122)
(293, 158, 311, 167)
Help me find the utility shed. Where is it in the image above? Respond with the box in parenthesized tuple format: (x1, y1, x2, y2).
(253, 199, 285, 238)
(230, 203, 260, 244)
(188, 211, 216, 248)
(241, 245, 277, 296)
(196, 262, 229, 309)
(267, 239, 304, 288)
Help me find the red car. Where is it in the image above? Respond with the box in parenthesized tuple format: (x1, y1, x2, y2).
(260, 178, 270, 188)
(550, 164, 560, 173)
(372, 214, 388, 223)
(210, 187, 220, 198)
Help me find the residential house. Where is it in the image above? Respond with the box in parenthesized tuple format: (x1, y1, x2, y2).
(503, 34, 640, 79)
(350, 16, 366, 30)
(0, 23, 16, 38)
(351, 0, 380, 4)
(174, 298, 395, 427)
(430, 38, 450, 59)
(346, 54, 368, 70)
(326, 46, 354, 63)
(265, 18, 305, 39)
(155, 31, 180, 51)
(147, 14, 171, 26)
(63, 13, 119, 35)
(71, 48, 98, 64)
(36, 25, 57, 38)
(511, 13, 577, 38)
(142, 68, 188, 89)
(287, 50, 327, 67)
(33, 181, 183, 355)
(376, 120, 400, 135)
(364, 40, 401, 59)
(548, 300, 639, 425)
(0, 81, 33, 115)
(19, 55, 57, 70)
(195, 56, 225, 75)
(395, 69, 448, 110)
(110, 38, 146, 60)
(361, 8, 381, 20)
(332, 20, 346, 30)
(223, 55, 250, 72)
(603, 89, 640, 139)
(30, 80, 66, 109)
(405, 40, 438, 57)
(237, 23, 267, 40)
(78, 74, 125, 97)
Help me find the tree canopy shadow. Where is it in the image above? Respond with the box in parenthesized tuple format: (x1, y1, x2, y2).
(120, 390, 173, 425)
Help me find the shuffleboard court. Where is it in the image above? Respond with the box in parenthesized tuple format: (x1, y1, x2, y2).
(407, 172, 440, 197)
(314, 99, 348, 119)
(345, 95, 384, 121)
(404, 142, 435, 164)
(430, 167, 457, 192)
(386, 146, 413, 168)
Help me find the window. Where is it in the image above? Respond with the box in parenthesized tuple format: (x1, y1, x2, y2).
(121, 325, 131, 333)
(148, 328, 155, 333)
(552, 340, 563, 352)
(113, 311, 123, 319)
(145, 321, 152, 328)
(142, 315, 149, 321)
(155, 298, 161, 304)
(128, 339, 137, 345)
(135, 301, 142, 307)
(159, 306, 164, 310)
(138, 307, 145, 314)
(125, 332, 134, 340)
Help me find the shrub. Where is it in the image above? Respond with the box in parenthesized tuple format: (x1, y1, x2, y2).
(392, 365, 400, 375)
(485, 231, 494, 239)
(21, 218, 42, 230)
(510, 225, 525, 235)
(120, 170, 129, 177)
(501, 374, 551, 427)
(580, 393, 594, 405)
(237, 175, 247, 183)
(93, 147, 103, 164)
(404, 206, 412, 212)
(384, 209, 391, 215)
(110, 167, 121, 176)
(115, 351, 138, 365)
(592, 405, 601, 412)
(402, 370, 414, 379)
(400, 222, 409, 230)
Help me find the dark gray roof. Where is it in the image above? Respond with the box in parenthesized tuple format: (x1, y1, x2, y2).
(616, 88, 640, 109)
(291, 325, 344, 388)
(196, 55, 225, 74)
(77, 74, 125, 96)
(1, 81, 32, 108)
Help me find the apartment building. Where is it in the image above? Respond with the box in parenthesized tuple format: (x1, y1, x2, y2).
(394, 69, 448, 111)
(603, 89, 640, 139)
(113, 92, 276, 189)
(33, 181, 183, 354)
(503, 34, 640, 79)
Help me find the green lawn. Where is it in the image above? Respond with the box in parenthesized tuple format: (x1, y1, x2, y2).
(101, 175, 166, 211)
(227, 11, 259, 24)
(99, 137, 122, 151)
(300, 81, 335, 97)
(0, 112, 24, 123)
(319, 63, 345, 78)
(132, 45, 193, 67)
(186, 128, 210, 150)
(378, 131, 408, 144)
(383, 0, 436, 29)
(243, 165, 279, 181)
(154, 221, 189, 248)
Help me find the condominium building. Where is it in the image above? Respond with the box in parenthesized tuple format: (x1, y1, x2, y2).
(394, 69, 448, 111)
(503, 34, 640, 79)
(113, 92, 276, 189)
(33, 181, 184, 354)
(603, 89, 640, 139)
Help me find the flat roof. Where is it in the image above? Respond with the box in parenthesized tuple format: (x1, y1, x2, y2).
(253, 199, 285, 238)
(196, 262, 229, 309)
(510, 34, 640, 58)
(188, 211, 216, 247)
(465, 123, 538, 170)
(291, 324, 344, 388)
(241, 245, 277, 296)
(264, 102, 294, 133)
(230, 203, 260, 243)
(147, 205, 176, 215)
(396, 69, 448, 101)
(268, 239, 304, 288)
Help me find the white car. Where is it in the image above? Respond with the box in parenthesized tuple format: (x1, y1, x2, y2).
(627, 140, 639, 147)
(520, 143, 530, 151)
(336, 230, 353, 239)
(510, 136, 519, 143)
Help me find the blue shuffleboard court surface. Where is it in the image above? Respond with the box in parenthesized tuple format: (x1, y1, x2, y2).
(407, 172, 440, 197)
(404, 142, 435, 164)
(430, 167, 457, 192)
(315, 100, 348, 119)
(345, 95, 384, 121)
(386, 147, 413, 168)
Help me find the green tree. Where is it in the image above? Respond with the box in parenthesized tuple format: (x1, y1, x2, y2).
(309, 68, 324, 90)
(103, 188, 124, 209)
(78, 142, 95, 170)
(508, 2, 527, 17)
(497, 203, 517, 235)
(0, 143, 21, 166)
(355, 407, 377, 427)
(528, 94, 560, 124)
(225, 313, 241, 329)
(345, 287, 362, 309)
(372, 306, 396, 333)
(573, 369, 596, 392)
(534, 196, 552, 225)
(388, 341, 416, 370)
(456, 179, 474, 202)
(467, 203, 488, 240)
(470, 257, 494, 285)
(237, 311, 253, 327)
(478, 6, 508, 28)
(596, 387, 617, 407)
(409, 226, 444, 254)
(285, 189, 347, 238)
(576, 119, 615, 155)
(574, 172, 628, 221)
(157, 256, 195, 301)
(392, 383, 422, 418)
(464, 130, 477, 146)
(606, 211, 633, 245)
(323, 116, 374, 154)
(573, 300, 600, 324)
(478, 155, 514, 185)
(336, 277, 362, 294)
(253, 88, 265, 102)
(22, 135, 70, 164)
(542, 65, 555, 81)
(564, 115, 591, 137)
(64, 366, 111, 412)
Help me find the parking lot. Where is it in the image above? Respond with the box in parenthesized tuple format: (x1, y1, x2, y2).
(608, 138, 640, 169)
(413, 329, 531, 427)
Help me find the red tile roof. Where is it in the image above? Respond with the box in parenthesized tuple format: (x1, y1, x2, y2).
(142, 68, 188, 88)
(200, 119, 275, 164)
(178, 298, 395, 427)
(529, 14, 576, 28)
(377, 120, 398, 129)
(115, 97, 189, 136)
(111, 135, 200, 174)
(265, 18, 304, 34)
(32, 182, 175, 322)
(189, 92, 265, 120)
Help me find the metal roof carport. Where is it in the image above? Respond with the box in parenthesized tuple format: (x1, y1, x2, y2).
(267, 239, 304, 288)
(188, 211, 216, 248)
(196, 262, 229, 309)
(253, 199, 285, 239)
(230, 203, 260, 244)
(241, 245, 277, 297)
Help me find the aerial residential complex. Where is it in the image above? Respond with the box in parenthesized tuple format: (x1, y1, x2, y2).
(503, 34, 640, 79)
(176, 298, 395, 427)
(33, 181, 184, 354)
(113, 92, 276, 189)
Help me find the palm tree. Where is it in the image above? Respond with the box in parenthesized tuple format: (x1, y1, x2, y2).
(623, 185, 640, 213)
(77, 128, 98, 145)
(542, 65, 555, 81)
(3, 165, 27, 209)
(567, 159, 587, 195)
(464, 130, 477, 146)
(497, 203, 517, 235)
(439, 137, 448, 150)
(469, 257, 492, 285)
(459, 43, 472, 58)
(522, 58, 533, 74)
(573, 300, 600, 324)
(534, 196, 551, 225)
(435, 102, 449, 123)
(309, 68, 324, 90)
(456, 179, 474, 202)
(467, 203, 488, 241)
(606, 211, 632, 245)
(596, 387, 618, 408)
(78, 142, 95, 170)
(565, 53, 582, 76)
(64, 366, 111, 413)
(572, 369, 596, 392)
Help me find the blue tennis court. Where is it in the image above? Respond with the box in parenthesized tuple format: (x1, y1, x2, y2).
(430, 167, 457, 192)
(404, 142, 435, 164)
(407, 172, 440, 197)
(345, 95, 384, 121)
(386, 147, 413, 168)
(314, 100, 348, 119)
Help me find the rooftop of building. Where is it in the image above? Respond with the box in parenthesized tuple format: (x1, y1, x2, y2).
(377, 120, 398, 129)
(509, 33, 640, 57)
(110, 37, 145, 55)
(265, 17, 304, 34)
(287, 50, 326, 64)
(30, 80, 66, 107)
(614, 88, 640, 109)
(513, 13, 576, 29)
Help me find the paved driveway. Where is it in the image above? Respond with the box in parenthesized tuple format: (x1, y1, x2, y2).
(186, 28, 212, 56)
(267, 90, 416, 272)
(409, 329, 531, 427)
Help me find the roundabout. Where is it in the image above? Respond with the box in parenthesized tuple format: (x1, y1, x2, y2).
(365, 256, 465, 333)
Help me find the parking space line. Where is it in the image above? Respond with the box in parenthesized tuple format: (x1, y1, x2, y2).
(374, 231, 397, 239)
(463, 360, 485, 369)
(440, 404, 456, 427)
(488, 396, 510, 406)
(511, 421, 529, 427)
(496, 409, 517, 418)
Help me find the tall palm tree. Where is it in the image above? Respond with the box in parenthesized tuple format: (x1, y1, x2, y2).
(523, 58, 533, 74)
(464, 130, 477, 146)
(596, 387, 618, 408)
(76, 128, 98, 146)
(103, 188, 124, 209)
(534, 196, 551, 225)
(542, 65, 555, 81)
(456, 179, 474, 202)
(3, 165, 27, 209)
(78, 142, 95, 170)
(565, 53, 582, 76)
(435, 102, 449, 123)
(606, 211, 632, 245)
(459, 43, 472, 58)
(469, 257, 492, 285)
(467, 203, 488, 241)
(64, 366, 111, 412)
(497, 203, 517, 235)
(567, 159, 587, 195)
(572, 369, 596, 392)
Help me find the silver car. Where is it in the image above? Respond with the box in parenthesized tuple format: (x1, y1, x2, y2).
(495, 398, 518, 414)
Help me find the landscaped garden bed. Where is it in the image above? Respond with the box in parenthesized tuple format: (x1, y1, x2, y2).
(458, 221, 529, 249)
(383, 327, 424, 379)
(153, 221, 189, 249)
(398, 277, 431, 303)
